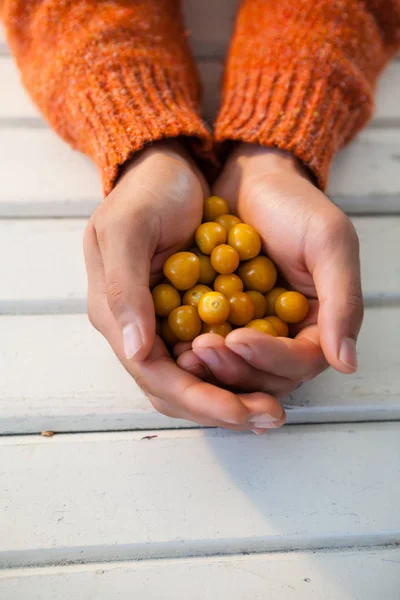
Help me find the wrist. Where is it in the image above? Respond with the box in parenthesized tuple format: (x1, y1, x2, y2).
(229, 143, 314, 183)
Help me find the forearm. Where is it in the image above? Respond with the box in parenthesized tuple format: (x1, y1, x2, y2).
(215, 0, 400, 189)
(1, 0, 212, 194)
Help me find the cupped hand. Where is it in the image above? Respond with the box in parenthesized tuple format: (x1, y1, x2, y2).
(177, 143, 364, 391)
(84, 141, 285, 431)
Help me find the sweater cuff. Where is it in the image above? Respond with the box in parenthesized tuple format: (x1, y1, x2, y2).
(214, 61, 372, 190)
(64, 58, 214, 195)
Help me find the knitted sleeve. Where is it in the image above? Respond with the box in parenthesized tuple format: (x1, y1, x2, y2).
(215, 0, 400, 189)
(1, 0, 212, 194)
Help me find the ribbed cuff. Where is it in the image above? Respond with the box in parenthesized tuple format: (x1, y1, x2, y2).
(65, 58, 215, 195)
(215, 61, 372, 190)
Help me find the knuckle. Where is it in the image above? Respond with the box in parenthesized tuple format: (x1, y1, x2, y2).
(87, 303, 98, 330)
(324, 213, 354, 245)
(86, 296, 105, 336)
(93, 210, 119, 245)
(227, 404, 249, 426)
(147, 395, 176, 419)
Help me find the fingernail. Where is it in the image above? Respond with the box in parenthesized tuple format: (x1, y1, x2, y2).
(122, 323, 142, 359)
(226, 343, 252, 361)
(249, 414, 283, 428)
(251, 428, 267, 435)
(339, 337, 358, 371)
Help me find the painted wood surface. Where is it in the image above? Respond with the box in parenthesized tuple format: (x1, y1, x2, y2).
(1, 125, 400, 217)
(0, 216, 398, 315)
(1, 423, 399, 568)
(1, 547, 399, 600)
(0, 306, 399, 434)
(1, 52, 400, 216)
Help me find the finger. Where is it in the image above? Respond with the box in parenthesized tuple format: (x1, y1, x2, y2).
(151, 395, 286, 432)
(225, 325, 328, 381)
(191, 334, 298, 396)
(134, 338, 285, 427)
(176, 350, 211, 380)
(173, 341, 193, 358)
(311, 218, 364, 374)
(83, 254, 285, 430)
(93, 209, 157, 362)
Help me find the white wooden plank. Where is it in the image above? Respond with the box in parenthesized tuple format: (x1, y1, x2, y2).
(0, 51, 399, 216)
(0, 423, 399, 568)
(375, 60, 400, 122)
(0, 216, 397, 315)
(200, 60, 223, 123)
(1, 125, 400, 217)
(328, 129, 400, 211)
(0, 129, 102, 217)
(0, 57, 40, 119)
(0, 219, 87, 314)
(1, 306, 399, 435)
(1, 548, 399, 599)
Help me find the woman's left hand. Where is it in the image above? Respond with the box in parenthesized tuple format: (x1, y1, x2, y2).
(176, 144, 364, 396)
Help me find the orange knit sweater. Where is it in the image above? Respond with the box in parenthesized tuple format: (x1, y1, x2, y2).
(2, 0, 400, 194)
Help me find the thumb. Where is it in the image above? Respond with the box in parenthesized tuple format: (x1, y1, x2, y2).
(96, 216, 156, 362)
(312, 219, 364, 374)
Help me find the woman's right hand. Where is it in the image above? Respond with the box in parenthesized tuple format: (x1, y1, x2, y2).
(83, 141, 286, 431)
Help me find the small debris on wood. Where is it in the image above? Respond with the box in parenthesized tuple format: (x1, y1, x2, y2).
(141, 434, 158, 440)
(40, 431, 54, 437)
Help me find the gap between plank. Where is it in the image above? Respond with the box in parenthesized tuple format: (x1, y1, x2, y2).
(1, 532, 399, 570)
(1, 295, 398, 316)
(1, 412, 400, 437)
(1, 544, 399, 578)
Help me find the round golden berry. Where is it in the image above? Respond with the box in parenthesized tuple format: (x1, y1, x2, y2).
(238, 255, 277, 293)
(197, 254, 217, 285)
(210, 244, 240, 274)
(275, 291, 309, 324)
(152, 283, 181, 317)
(201, 321, 233, 338)
(168, 305, 202, 341)
(265, 316, 289, 337)
(195, 222, 227, 255)
(228, 292, 255, 326)
(214, 273, 243, 298)
(163, 252, 200, 290)
(245, 319, 278, 336)
(215, 214, 242, 234)
(182, 284, 212, 308)
(246, 290, 267, 319)
(203, 196, 230, 222)
(227, 223, 261, 260)
(198, 291, 230, 325)
(265, 287, 288, 316)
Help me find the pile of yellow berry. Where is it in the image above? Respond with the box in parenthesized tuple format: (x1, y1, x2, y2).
(152, 196, 309, 345)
